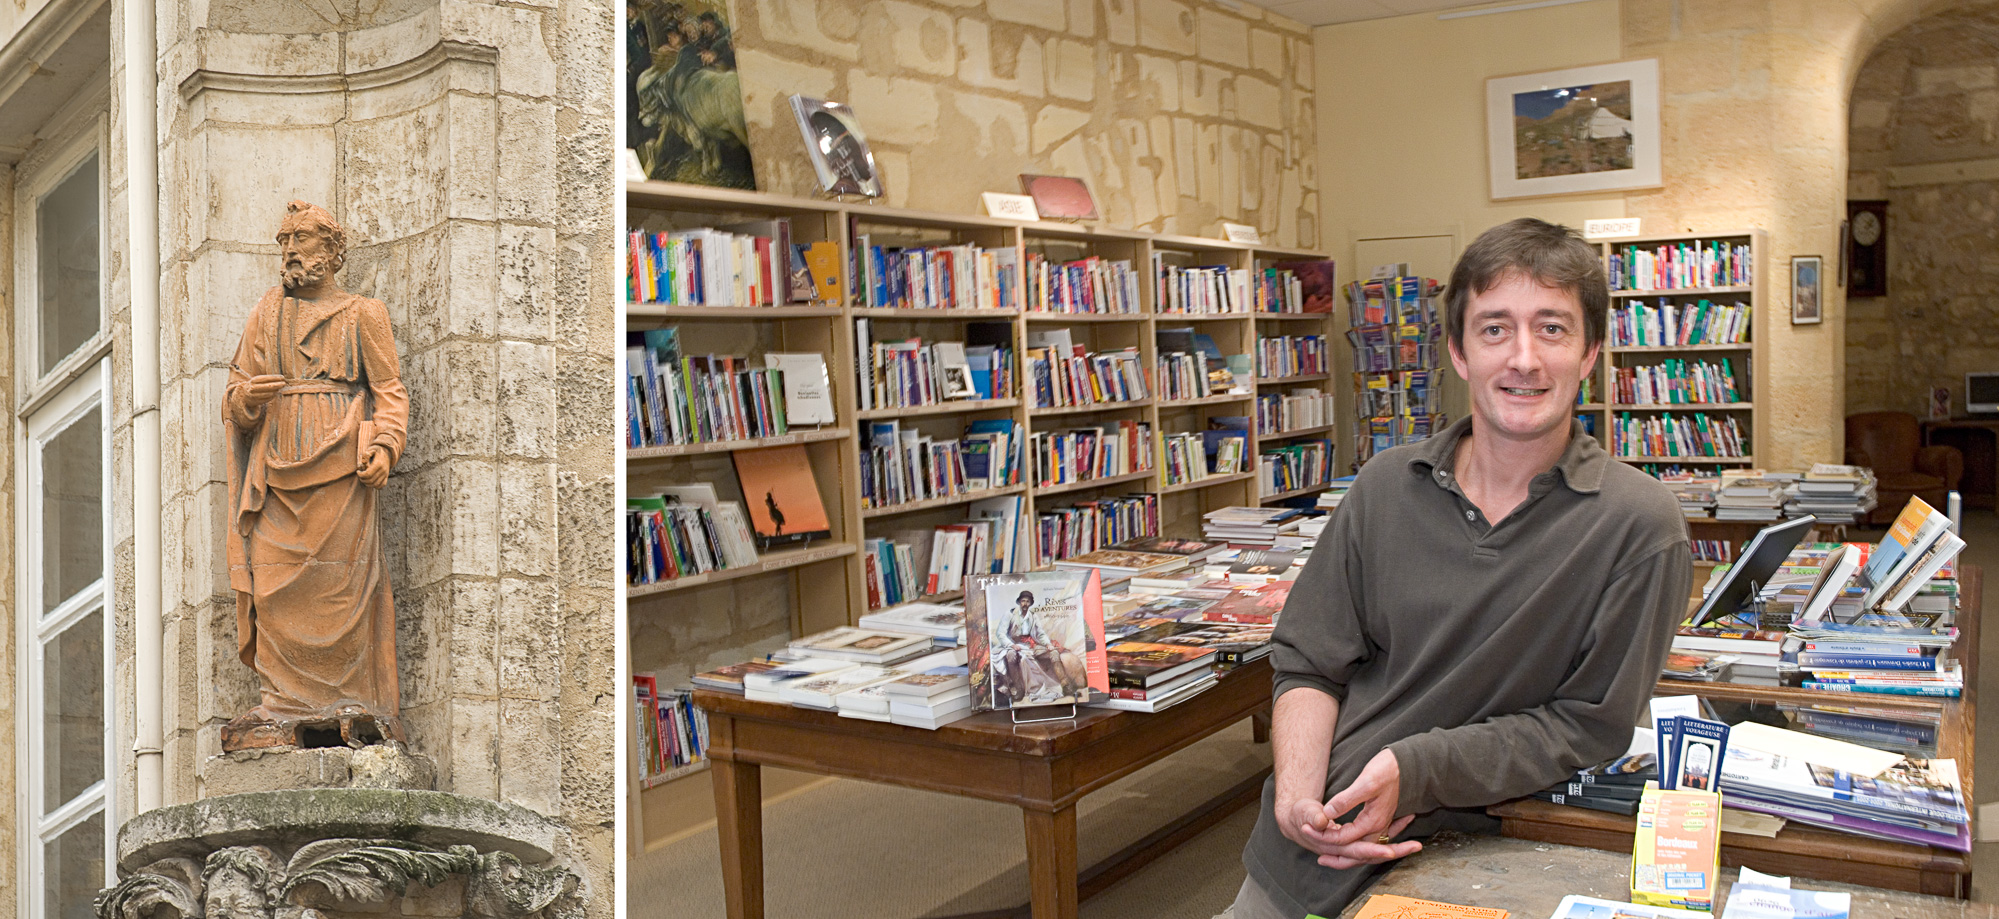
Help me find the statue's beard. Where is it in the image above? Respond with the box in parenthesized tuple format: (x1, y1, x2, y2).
(281, 255, 332, 290)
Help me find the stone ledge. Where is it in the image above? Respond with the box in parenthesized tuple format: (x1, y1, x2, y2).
(118, 789, 564, 872)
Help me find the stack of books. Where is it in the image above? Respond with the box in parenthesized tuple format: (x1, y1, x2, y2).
(1201, 506, 1306, 545)
(1315, 476, 1357, 511)
(1719, 724, 1970, 851)
(1793, 624, 1962, 697)
(1671, 625, 1785, 682)
(1713, 476, 1785, 521)
(1783, 464, 1878, 524)
(857, 602, 967, 647)
(1779, 701, 1941, 759)
(1092, 642, 1219, 712)
(1661, 473, 1718, 518)
(785, 626, 938, 665)
(874, 665, 974, 728)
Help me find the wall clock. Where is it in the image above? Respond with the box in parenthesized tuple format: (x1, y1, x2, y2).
(1847, 199, 1888, 297)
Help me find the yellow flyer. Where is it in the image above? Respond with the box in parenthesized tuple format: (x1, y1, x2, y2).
(1631, 783, 1722, 911)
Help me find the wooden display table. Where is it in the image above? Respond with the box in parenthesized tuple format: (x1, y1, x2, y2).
(1335, 833, 1995, 919)
(1493, 565, 1981, 898)
(694, 658, 1275, 919)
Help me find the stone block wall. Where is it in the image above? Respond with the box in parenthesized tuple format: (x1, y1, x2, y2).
(151, 0, 613, 913)
(1846, 5, 1999, 418)
(728, 0, 1320, 247)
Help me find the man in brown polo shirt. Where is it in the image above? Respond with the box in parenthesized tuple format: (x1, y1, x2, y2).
(1231, 219, 1691, 918)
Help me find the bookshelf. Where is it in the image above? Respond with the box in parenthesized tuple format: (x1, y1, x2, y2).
(622, 180, 1337, 849)
(1583, 230, 1767, 473)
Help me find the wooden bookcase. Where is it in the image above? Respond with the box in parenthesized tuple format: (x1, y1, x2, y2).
(623, 180, 1336, 850)
(1581, 230, 1767, 473)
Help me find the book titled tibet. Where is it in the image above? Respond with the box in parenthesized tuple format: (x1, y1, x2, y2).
(964, 569, 1109, 711)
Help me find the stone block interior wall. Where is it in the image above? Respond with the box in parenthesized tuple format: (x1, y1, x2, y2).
(1846, 4, 1999, 418)
(728, 0, 1319, 248)
(153, 1, 612, 914)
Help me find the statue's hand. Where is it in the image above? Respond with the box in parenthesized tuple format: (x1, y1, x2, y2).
(358, 444, 392, 488)
(240, 374, 286, 409)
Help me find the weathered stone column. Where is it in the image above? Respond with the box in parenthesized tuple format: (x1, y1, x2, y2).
(146, 0, 613, 914)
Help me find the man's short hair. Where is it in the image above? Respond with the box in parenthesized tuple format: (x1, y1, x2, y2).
(278, 200, 346, 254)
(1444, 218, 1607, 353)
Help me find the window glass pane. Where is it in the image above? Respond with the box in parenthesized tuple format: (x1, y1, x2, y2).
(37, 152, 100, 375)
(41, 405, 101, 615)
(42, 609, 103, 810)
(43, 810, 104, 919)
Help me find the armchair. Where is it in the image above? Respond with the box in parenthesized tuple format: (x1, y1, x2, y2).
(1845, 411, 1963, 525)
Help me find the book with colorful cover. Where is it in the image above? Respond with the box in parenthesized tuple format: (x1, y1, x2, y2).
(1340, 895, 1506, 919)
(1631, 783, 1722, 911)
(731, 443, 832, 549)
(1105, 641, 1216, 688)
(964, 569, 1107, 711)
(1198, 581, 1293, 624)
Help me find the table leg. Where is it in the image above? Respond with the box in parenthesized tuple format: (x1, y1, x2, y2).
(1023, 805, 1079, 919)
(712, 755, 765, 919)
(1251, 710, 1271, 744)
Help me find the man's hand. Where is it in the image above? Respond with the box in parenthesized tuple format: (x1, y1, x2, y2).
(1277, 796, 1420, 870)
(358, 444, 391, 488)
(240, 374, 285, 409)
(1302, 748, 1423, 869)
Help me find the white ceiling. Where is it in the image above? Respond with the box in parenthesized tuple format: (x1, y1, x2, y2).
(1244, 0, 1536, 28)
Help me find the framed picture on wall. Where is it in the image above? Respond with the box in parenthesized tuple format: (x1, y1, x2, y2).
(1792, 256, 1823, 325)
(1486, 59, 1661, 199)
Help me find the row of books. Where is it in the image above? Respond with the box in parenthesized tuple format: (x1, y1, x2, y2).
(625, 331, 836, 448)
(1025, 254, 1141, 314)
(1608, 239, 1753, 291)
(1612, 358, 1743, 405)
(1250, 261, 1337, 314)
(1253, 334, 1328, 379)
(626, 492, 760, 587)
(1256, 390, 1333, 435)
(1364, 413, 1445, 461)
(860, 423, 972, 510)
(854, 325, 1015, 410)
(1156, 326, 1248, 396)
(1609, 299, 1751, 347)
(1575, 374, 1598, 405)
(854, 238, 1021, 311)
(862, 500, 1031, 610)
(628, 222, 820, 307)
(1155, 261, 1252, 314)
(1037, 494, 1159, 565)
(1611, 411, 1747, 459)
(1156, 351, 1222, 401)
(1031, 421, 1153, 487)
(1160, 430, 1247, 486)
(1025, 342, 1148, 408)
(632, 676, 708, 786)
(1259, 440, 1333, 497)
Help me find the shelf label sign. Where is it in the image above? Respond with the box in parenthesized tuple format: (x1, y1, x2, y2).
(982, 192, 1039, 221)
(1221, 222, 1263, 244)
(1585, 217, 1642, 239)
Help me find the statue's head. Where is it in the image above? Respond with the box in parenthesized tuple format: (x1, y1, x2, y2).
(277, 200, 346, 291)
(200, 846, 278, 919)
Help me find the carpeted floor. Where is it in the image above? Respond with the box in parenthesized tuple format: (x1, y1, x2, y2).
(632, 509, 1999, 916)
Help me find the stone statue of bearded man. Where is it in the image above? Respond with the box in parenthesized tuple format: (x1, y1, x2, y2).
(221, 201, 409, 751)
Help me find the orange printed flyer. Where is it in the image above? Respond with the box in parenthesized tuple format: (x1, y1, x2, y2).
(1328, 894, 1509, 919)
(1631, 783, 1722, 911)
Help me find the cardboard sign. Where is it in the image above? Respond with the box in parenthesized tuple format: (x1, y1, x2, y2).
(1585, 217, 1642, 239)
(1222, 222, 1263, 244)
(982, 192, 1039, 221)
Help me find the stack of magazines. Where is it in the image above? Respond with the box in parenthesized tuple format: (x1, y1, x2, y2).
(1719, 723, 1970, 851)
(1783, 463, 1878, 524)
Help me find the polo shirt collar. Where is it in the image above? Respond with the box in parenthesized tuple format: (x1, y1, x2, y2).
(1406, 415, 1608, 495)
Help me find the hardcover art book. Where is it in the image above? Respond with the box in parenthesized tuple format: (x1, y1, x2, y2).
(790, 95, 884, 197)
(964, 569, 1108, 711)
(730, 443, 832, 549)
(628, 0, 755, 188)
(1020, 174, 1099, 220)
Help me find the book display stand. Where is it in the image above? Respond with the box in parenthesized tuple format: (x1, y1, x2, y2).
(624, 179, 1337, 849)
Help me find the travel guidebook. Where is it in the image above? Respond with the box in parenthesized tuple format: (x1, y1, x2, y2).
(964, 569, 1108, 711)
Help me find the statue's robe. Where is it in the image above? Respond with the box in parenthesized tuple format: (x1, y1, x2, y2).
(223, 287, 409, 730)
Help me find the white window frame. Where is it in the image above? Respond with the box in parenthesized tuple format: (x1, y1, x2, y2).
(14, 114, 112, 919)
(15, 359, 112, 919)
(14, 122, 109, 413)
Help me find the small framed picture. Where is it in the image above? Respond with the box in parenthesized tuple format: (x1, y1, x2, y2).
(1931, 386, 1951, 420)
(1791, 255, 1822, 325)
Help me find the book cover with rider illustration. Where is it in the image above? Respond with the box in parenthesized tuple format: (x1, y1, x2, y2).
(964, 570, 1107, 711)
